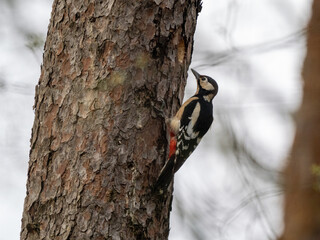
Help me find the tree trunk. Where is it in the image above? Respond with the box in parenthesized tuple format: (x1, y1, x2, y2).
(20, 0, 201, 239)
(280, 1, 320, 240)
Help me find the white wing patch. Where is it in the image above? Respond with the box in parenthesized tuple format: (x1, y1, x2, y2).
(186, 102, 200, 139)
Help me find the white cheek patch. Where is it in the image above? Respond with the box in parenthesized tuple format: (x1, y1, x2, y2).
(200, 81, 214, 91)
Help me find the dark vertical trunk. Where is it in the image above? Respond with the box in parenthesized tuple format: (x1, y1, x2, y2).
(20, 0, 201, 239)
(280, 1, 320, 240)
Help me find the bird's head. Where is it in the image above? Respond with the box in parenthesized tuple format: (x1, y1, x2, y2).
(191, 68, 218, 100)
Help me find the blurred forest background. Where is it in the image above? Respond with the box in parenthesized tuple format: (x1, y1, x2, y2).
(0, 0, 313, 239)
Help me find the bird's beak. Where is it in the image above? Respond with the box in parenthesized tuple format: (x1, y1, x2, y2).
(191, 68, 201, 80)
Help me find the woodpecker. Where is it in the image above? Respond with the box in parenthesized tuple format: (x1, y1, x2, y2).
(155, 69, 218, 189)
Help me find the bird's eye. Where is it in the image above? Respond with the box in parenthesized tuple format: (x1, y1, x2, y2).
(201, 77, 207, 81)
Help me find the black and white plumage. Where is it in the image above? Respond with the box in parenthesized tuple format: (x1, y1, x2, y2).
(155, 69, 218, 189)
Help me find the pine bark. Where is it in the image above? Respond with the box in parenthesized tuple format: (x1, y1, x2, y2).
(280, 1, 320, 239)
(20, 0, 201, 239)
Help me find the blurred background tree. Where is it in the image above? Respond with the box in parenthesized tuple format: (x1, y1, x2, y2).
(281, 1, 320, 239)
(0, 0, 315, 239)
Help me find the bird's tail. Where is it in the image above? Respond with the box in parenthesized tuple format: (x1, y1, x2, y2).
(154, 154, 176, 190)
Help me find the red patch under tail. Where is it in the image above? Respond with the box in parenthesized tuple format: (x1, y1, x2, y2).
(169, 131, 177, 158)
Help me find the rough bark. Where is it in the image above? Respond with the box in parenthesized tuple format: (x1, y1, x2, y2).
(20, 0, 201, 239)
(280, 1, 320, 240)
